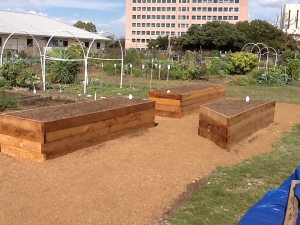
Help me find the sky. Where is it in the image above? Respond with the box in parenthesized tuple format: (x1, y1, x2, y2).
(0, 0, 299, 38)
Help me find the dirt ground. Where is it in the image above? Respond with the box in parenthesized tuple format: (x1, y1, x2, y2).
(1, 102, 300, 225)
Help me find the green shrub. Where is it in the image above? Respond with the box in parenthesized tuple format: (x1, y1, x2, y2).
(227, 52, 259, 75)
(0, 94, 18, 111)
(281, 51, 297, 63)
(209, 50, 221, 57)
(46, 47, 82, 84)
(257, 66, 290, 85)
(0, 60, 36, 87)
(206, 58, 227, 77)
(286, 59, 300, 81)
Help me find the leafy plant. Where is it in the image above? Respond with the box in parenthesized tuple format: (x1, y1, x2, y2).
(227, 52, 259, 75)
(0, 94, 18, 111)
(257, 66, 290, 85)
(46, 47, 82, 84)
(286, 59, 300, 81)
(0, 59, 36, 87)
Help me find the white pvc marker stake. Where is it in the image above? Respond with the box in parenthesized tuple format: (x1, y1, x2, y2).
(167, 90, 170, 93)
(94, 93, 97, 100)
(129, 94, 133, 100)
(246, 96, 250, 102)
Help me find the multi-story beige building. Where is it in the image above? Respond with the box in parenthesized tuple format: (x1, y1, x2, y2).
(125, 0, 249, 49)
(281, 4, 300, 41)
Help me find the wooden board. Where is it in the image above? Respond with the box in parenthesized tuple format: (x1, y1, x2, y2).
(0, 97, 156, 162)
(284, 180, 300, 225)
(148, 85, 226, 118)
(198, 99, 276, 151)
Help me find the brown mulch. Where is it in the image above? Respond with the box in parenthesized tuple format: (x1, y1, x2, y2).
(0, 103, 300, 225)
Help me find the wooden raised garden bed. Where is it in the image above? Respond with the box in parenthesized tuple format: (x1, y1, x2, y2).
(198, 99, 276, 151)
(0, 97, 155, 162)
(148, 84, 226, 118)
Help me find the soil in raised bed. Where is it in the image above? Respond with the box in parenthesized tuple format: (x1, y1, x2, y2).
(5, 97, 151, 122)
(155, 84, 220, 94)
(203, 99, 272, 117)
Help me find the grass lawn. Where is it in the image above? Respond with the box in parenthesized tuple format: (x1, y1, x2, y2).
(170, 124, 300, 225)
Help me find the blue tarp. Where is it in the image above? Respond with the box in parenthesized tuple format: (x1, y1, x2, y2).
(238, 167, 300, 225)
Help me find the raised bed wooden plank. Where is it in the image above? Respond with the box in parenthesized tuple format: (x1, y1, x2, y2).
(1, 144, 45, 162)
(0, 97, 155, 162)
(148, 84, 226, 118)
(0, 134, 43, 153)
(0, 114, 43, 132)
(198, 99, 276, 151)
(45, 122, 153, 160)
(45, 109, 155, 143)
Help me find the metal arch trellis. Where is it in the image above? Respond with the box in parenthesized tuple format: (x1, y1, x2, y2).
(42, 30, 86, 91)
(0, 30, 43, 71)
(85, 31, 124, 94)
(241, 43, 278, 70)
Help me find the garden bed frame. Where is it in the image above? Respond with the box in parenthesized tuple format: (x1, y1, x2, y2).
(148, 84, 226, 118)
(198, 99, 276, 151)
(0, 97, 155, 162)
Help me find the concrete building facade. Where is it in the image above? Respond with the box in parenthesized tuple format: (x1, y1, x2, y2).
(125, 0, 249, 49)
(281, 4, 300, 41)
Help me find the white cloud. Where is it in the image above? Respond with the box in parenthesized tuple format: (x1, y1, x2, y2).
(4, 0, 124, 11)
(253, 0, 299, 8)
(111, 16, 125, 25)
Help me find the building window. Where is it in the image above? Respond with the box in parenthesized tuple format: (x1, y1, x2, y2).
(156, 23, 160, 27)
(132, 15, 136, 19)
(230, 0, 234, 3)
(27, 38, 33, 47)
(197, 15, 201, 20)
(132, 31, 136, 35)
(142, 39, 145, 43)
(137, 39, 140, 43)
(224, 7, 228, 12)
(137, 15, 141, 19)
(133, 0, 136, 2)
(213, 7, 217, 11)
(202, 15, 206, 20)
(142, 7, 146, 11)
(151, 23, 155, 27)
(166, 23, 170, 27)
(152, 7, 156, 11)
(147, 23, 150, 27)
(203, 7, 207, 11)
(132, 23, 136, 27)
(172, 7, 176, 11)
(223, 16, 227, 20)
(229, 7, 233, 12)
(229, 16, 233, 20)
(213, 0, 217, 2)
(234, 7, 239, 12)
(147, 15, 150, 19)
(142, 31, 145, 35)
(207, 16, 212, 20)
(137, 31, 141, 35)
(157, 7, 161, 11)
(156, 31, 160, 35)
(161, 23, 166, 27)
(218, 16, 222, 20)
(172, 15, 176, 19)
(235, 0, 239, 2)
(142, 15, 146, 19)
(161, 31, 165, 35)
(157, 15, 161, 19)
(146, 39, 150, 43)
(146, 31, 150, 35)
(137, 23, 141, 27)
(234, 16, 238, 20)
(218, 7, 222, 11)
(208, 7, 212, 12)
(62, 40, 68, 47)
(84, 42, 89, 48)
(171, 23, 175, 27)
(142, 23, 146, 27)
(0, 37, 2, 46)
(151, 31, 155, 35)
(213, 16, 217, 20)
(132, 39, 136, 43)
(192, 15, 196, 20)
(147, 7, 151, 11)
(133, 7, 136, 11)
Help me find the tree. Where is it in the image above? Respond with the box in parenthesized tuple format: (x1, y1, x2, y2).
(73, 21, 97, 33)
(180, 22, 246, 51)
(147, 36, 169, 50)
(236, 20, 284, 50)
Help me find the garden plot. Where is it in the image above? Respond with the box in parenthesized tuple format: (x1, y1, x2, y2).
(198, 99, 276, 151)
(0, 97, 155, 162)
(148, 84, 226, 118)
